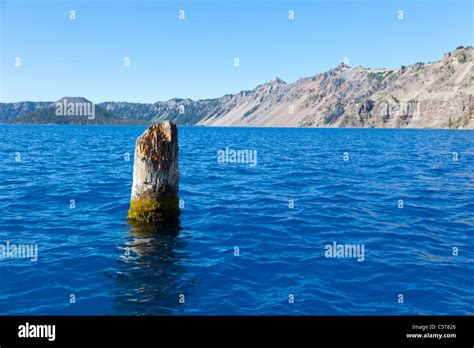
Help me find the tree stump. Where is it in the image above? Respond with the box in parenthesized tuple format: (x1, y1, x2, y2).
(128, 121, 179, 223)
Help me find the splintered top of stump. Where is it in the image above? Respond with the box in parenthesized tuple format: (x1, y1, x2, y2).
(136, 121, 177, 162)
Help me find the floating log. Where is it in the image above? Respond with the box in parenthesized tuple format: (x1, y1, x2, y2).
(128, 121, 179, 223)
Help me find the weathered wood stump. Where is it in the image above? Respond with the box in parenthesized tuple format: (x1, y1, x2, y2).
(128, 121, 179, 223)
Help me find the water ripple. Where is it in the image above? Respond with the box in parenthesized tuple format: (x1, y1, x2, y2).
(0, 126, 472, 315)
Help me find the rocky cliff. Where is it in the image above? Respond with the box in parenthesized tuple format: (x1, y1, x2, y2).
(1, 47, 472, 129)
(198, 47, 474, 129)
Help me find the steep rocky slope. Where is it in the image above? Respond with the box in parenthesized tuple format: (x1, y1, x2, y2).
(1, 47, 472, 128)
(198, 47, 473, 129)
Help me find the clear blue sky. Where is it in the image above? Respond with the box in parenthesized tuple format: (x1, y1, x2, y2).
(1, 0, 472, 103)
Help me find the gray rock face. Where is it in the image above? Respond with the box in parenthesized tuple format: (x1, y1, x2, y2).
(2, 47, 472, 129)
(128, 121, 179, 223)
(199, 47, 474, 129)
(72, 46, 474, 129)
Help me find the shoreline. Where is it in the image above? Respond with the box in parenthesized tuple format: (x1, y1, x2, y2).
(1, 123, 473, 131)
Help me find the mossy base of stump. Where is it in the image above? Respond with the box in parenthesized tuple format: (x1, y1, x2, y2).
(128, 195, 179, 223)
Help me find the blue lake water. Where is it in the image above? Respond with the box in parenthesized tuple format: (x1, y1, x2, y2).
(0, 125, 473, 315)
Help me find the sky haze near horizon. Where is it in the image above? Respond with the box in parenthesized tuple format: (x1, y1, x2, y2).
(1, 0, 473, 103)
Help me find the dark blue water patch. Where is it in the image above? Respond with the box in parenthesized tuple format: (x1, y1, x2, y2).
(0, 125, 473, 315)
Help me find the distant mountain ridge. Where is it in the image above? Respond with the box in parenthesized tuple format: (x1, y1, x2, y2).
(12, 97, 145, 125)
(1, 46, 473, 129)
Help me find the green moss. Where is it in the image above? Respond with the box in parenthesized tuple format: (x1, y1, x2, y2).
(368, 72, 386, 82)
(458, 55, 467, 64)
(128, 198, 161, 223)
(128, 219, 180, 237)
(128, 195, 179, 223)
